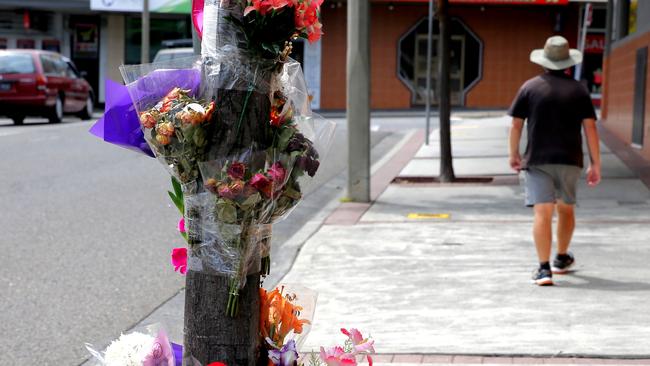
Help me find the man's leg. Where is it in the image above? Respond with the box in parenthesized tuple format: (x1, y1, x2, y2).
(533, 203, 555, 263)
(556, 200, 575, 255)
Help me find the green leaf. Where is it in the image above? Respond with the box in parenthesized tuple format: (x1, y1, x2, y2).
(217, 201, 238, 224)
(172, 176, 183, 201)
(239, 192, 261, 210)
(278, 127, 295, 151)
(193, 127, 206, 147)
(283, 187, 302, 200)
(168, 191, 184, 215)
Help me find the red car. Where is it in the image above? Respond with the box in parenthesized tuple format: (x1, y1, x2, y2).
(0, 49, 94, 125)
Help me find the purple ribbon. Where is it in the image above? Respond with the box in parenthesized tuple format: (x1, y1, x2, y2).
(172, 342, 183, 366)
(89, 68, 201, 157)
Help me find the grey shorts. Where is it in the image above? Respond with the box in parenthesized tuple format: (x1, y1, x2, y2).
(524, 164, 582, 207)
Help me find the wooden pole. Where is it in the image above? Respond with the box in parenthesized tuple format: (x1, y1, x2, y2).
(183, 2, 261, 365)
(437, 0, 455, 182)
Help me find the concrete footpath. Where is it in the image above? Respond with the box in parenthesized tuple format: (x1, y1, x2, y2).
(281, 115, 650, 365)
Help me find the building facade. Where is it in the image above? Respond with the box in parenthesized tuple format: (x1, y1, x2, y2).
(0, 0, 192, 103)
(316, 0, 606, 110)
(602, 0, 650, 162)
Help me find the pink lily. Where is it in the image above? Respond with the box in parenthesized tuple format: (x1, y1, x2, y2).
(341, 328, 375, 354)
(319, 346, 357, 366)
(171, 247, 187, 275)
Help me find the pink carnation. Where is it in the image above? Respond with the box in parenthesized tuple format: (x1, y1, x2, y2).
(268, 162, 287, 183)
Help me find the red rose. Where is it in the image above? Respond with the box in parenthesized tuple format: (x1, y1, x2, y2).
(250, 173, 274, 198)
(228, 162, 246, 180)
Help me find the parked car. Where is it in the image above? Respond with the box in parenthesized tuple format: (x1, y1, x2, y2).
(153, 47, 195, 63)
(0, 49, 94, 125)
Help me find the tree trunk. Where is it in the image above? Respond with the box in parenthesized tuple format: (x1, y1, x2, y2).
(437, 0, 455, 182)
(184, 272, 260, 366)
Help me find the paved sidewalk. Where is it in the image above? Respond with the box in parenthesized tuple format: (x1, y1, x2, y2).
(281, 116, 650, 364)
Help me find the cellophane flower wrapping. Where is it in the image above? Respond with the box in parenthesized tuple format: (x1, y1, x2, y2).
(85, 323, 175, 366)
(117, 0, 334, 315)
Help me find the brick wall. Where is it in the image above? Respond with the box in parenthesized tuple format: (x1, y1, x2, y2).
(602, 31, 650, 161)
(319, 4, 578, 110)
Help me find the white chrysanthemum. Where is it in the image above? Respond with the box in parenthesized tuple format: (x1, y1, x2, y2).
(103, 332, 155, 366)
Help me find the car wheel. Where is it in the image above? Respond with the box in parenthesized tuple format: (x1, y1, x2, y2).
(11, 116, 25, 125)
(49, 95, 64, 124)
(78, 95, 94, 120)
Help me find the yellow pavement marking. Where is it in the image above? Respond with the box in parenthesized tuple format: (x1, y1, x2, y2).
(407, 213, 451, 219)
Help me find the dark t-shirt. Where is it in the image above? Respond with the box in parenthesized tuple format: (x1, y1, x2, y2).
(508, 71, 597, 169)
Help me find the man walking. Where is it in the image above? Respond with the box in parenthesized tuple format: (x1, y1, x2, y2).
(508, 36, 601, 286)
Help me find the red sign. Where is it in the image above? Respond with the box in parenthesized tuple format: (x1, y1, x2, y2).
(585, 34, 605, 54)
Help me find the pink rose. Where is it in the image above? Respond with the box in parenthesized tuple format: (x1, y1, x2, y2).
(268, 162, 287, 183)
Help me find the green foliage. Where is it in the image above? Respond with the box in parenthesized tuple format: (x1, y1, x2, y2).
(168, 176, 184, 215)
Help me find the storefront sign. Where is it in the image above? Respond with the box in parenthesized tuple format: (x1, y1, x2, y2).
(90, 0, 190, 13)
(584, 34, 605, 54)
(74, 24, 99, 58)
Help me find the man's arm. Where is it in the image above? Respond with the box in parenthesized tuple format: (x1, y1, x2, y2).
(509, 118, 524, 172)
(583, 118, 601, 186)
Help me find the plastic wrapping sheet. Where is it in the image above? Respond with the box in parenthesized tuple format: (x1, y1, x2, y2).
(201, 0, 244, 58)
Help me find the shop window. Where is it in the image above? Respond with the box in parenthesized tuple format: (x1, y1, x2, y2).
(125, 16, 192, 64)
(42, 39, 60, 53)
(397, 17, 482, 106)
(628, 0, 637, 35)
(16, 39, 35, 49)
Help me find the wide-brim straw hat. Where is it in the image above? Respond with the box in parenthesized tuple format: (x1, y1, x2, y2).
(530, 36, 582, 70)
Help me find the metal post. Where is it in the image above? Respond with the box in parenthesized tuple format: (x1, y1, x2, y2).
(604, 0, 614, 56)
(575, 3, 591, 81)
(424, 0, 434, 146)
(141, 0, 150, 64)
(347, 0, 371, 202)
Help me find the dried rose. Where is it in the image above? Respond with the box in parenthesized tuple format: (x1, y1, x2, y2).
(217, 182, 241, 200)
(297, 156, 319, 177)
(250, 173, 274, 198)
(205, 178, 219, 194)
(268, 162, 287, 183)
(229, 180, 244, 197)
(156, 134, 171, 145)
(156, 122, 175, 137)
(139, 112, 157, 129)
(227, 162, 246, 180)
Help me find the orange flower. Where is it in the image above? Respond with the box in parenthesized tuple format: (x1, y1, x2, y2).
(259, 286, 310, 347)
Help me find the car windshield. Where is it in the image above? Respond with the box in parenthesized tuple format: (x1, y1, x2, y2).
(0, 54, 35, 74)
(153, 50, 194, 63)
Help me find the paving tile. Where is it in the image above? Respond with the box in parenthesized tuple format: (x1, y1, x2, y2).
(453, 356, 484, 364)
(393, 354, 424, 363)
(422, 355, 455, 363)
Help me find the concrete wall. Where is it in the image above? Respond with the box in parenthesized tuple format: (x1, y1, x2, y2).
(636, 0, 650, 34)
(106, 14, 125, 84)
